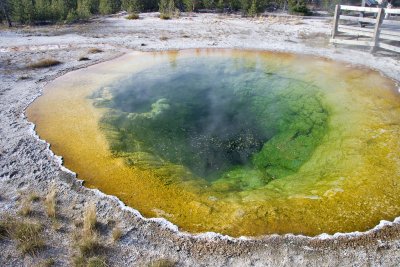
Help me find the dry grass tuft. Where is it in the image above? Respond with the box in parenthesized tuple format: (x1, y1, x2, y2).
(78, 233, 103, 257)
(29, 193, 41, 202)
(111, 227, 122, 242)
(83, 203, 97, 234)
(13, 221, 45, 255)
(0, 217, 45, 255)
(88, 48, 103, 54)
(36, 258, 55, 267)
(73, 255, 107, 267)
(126, 13, 139, 20)
(45, 187, 57, 219)
(28, 59, 61, 69)
(72, 203, 108, 266)
(148, 259, 177, 267)
(86, 256, 108, 267)
(159, 36, 169, 41)
(19, 198, 33, 217)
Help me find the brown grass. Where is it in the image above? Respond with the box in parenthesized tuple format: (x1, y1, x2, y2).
(159, 36, 169, 41)
(126, 13, 139, 20)
(45, 187, 57, 219)
(28, 59, 61, 69)
(88, 48, 103, 54)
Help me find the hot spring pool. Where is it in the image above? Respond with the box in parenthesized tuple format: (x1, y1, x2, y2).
(27, 49, 400, 236)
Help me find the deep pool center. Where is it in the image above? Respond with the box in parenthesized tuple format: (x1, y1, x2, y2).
(28, 49, 400, 237)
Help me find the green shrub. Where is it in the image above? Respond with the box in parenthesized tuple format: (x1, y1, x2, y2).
(288, 0, 310, 15)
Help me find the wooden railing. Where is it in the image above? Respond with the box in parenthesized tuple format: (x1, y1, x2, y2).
(330, 5, 400, 53)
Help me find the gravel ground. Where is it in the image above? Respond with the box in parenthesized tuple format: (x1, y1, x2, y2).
(1, 12, 400, 266)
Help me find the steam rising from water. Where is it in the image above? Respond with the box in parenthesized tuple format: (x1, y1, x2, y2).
(27, 50, 400, 236)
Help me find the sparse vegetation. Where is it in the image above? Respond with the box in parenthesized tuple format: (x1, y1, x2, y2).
(72, 203, 107, 266)
(28, 59, 62, 69)
(160, 36, 169, 41)
(44, 186, 57, 219)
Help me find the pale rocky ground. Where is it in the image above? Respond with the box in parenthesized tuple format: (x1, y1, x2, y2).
(0, 12, 400, 266)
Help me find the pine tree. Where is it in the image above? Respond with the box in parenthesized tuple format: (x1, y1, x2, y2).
(248, 0, 257, 17)
(12, 0, 35, 24)
(0, 0, 12, 26)
(240, 0, 250, 15)
(159, 0, 175, 19)
(99, 0, 113, 14)
(52, 0, 68, 21)
(217, 0, 224, 11)
(122, 0, 141, 13)
(77, 0, 92, 19)
(34, 0, 51, 21)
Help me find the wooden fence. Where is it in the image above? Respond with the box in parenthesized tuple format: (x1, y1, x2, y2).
(330, 5, 400, 53)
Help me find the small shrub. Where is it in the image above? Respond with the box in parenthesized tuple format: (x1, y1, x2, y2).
(288, 0, 310, 15)
(159, 36, 169, 41)
(88, 48, 103, 54)
(45, 187, 57, 219)
(159, 14, 171, 20)
(28, 59, 61, 69)
(13, 221, 45, 255)
(126, 13, 139, 20)
(111, 227, 122, 242)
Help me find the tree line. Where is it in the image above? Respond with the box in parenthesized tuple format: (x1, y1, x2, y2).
(0, 0, 360, 26)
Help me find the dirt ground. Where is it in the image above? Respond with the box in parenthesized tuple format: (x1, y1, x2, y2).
(1, 12, 400, 266)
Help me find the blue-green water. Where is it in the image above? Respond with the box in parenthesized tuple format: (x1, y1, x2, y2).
(92, 57, 328, 189)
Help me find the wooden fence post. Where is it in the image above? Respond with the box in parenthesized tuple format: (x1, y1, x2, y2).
(332, 5, 341, 40)
(371, 8, 385, 53)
